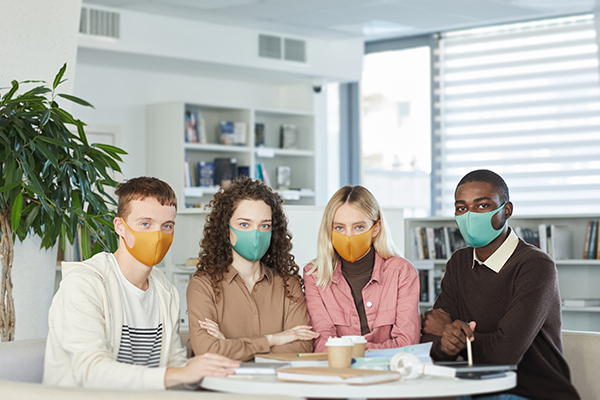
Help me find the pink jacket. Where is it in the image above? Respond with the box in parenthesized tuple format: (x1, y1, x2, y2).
(304, 253, 421, 353)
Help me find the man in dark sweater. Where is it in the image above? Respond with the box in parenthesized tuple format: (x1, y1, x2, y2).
(421, 169, 579, 400)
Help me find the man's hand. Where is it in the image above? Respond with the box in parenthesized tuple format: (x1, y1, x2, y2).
(164, 353, 240, 388)
(266, 325, 320, 347)
(422, 308, 453, 336)
(439, 320, 476, 357)
(199, 318, 225, 340)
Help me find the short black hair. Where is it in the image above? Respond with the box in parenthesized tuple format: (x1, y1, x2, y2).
(455, 169, 510, 204)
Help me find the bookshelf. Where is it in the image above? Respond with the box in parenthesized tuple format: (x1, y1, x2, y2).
(405, 214, 600, 332)
(146, 102, 316, 213)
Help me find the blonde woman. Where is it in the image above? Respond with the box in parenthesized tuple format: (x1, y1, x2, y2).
(304, 185, 420, 352)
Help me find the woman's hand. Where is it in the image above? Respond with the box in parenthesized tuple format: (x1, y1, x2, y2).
(199, 318, 225, 340)
(266, 325, 320, 347)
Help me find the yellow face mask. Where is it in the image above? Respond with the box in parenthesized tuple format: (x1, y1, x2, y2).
(331, 224, 376, 263)
(120, 218, 174, 267)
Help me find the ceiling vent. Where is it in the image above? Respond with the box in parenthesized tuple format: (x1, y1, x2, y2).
(80, 7, 120, 39)
(259, 34, 306, 63)
(284, 38, 306, 63)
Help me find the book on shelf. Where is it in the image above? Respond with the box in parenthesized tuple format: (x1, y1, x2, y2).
(588, 220, 598, 260)
(238, 165, 250, 179)
(418, 269, 429, 302)
(255, 122, 265, 147)
(219, 121, 235, 145)
(183, 158, 192, 188)
(256, 163, 271, 187)
(514, 227, 540, 248)
(214, 157, 238, 188)
(276, 367, 400, 385)
(198, 161, 215, 187)
(184, 111, 200, 144)
(276, 166, 291, 190)
(233, 122, 247, 146)
(562, 298, 600, 307)
(280, 124, 298, 149)
(433, 269, 444, 300)
(411, 226, 466, 260)
(582, 220, 600, 260)
(547, 225, 572, 260)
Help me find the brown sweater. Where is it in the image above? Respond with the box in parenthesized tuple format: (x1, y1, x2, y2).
(341, 247, 375, 335)
(187, 265, 312, 361)
(421, 239, 579, 400)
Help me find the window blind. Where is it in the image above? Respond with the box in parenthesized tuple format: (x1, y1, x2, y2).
(435, 14, 600, 216)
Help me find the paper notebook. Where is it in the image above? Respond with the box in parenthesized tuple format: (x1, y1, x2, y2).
(276, 367, 400, 385)
(230, 362, 291, 375)
(255, 352, 329, 362)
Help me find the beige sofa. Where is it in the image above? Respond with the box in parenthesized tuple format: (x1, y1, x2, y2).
(0, 337, 298, 400)
(562, 330, 600, 400)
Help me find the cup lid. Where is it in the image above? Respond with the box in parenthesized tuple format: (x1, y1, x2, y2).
(325, 337, 354, 346)
(342, 335, 367, 344)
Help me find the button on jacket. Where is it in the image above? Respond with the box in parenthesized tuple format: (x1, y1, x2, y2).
(187, 265, 312, 361)
(304, 252, 421, 353)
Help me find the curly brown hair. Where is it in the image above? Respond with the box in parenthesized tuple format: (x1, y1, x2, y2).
(195, 177, 301, 302)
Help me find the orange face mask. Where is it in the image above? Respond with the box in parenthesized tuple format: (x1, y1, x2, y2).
(120, 218, 174, 267)
(331, 224, 376, 263)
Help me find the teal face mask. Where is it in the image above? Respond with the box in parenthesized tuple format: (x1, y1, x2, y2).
(228, 224, 272, 262)
(454, 203, 507, 248)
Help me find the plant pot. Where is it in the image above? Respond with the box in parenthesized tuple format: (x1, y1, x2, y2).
(12, 235, 58, 340)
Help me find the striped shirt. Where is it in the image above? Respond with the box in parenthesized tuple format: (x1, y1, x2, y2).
(111, 257, 163, 368)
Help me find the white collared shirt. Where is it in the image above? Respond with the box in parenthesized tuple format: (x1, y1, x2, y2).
(472, 227, 519, 273)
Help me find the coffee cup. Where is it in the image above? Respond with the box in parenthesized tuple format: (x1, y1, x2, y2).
(342, 335, 367, 357)
(325, 337, 354, 368)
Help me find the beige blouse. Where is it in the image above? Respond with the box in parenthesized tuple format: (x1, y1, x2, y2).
(186, 265, 313, 361)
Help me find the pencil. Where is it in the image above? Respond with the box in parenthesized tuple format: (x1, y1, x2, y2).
(466, 336, 473, 366)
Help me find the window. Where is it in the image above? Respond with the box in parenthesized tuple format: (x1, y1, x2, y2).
(436, 14, 600, 216)
(361, 47, 432, 217)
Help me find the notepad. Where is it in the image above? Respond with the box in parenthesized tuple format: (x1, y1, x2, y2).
(255, 352, 329, 362)
(276, 367, 400, 385)
(434, 361, 516, 373)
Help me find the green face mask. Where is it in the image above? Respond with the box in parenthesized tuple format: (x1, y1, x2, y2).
(228, 224, 272, 262)
(454, 202, 507, 248)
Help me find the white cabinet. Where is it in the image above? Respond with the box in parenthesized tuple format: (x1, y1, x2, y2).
(405, 215, 600, 332)
(146, 102, 316, 214)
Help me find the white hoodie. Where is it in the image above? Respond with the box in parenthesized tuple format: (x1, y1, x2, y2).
(43, 252, 187, 390)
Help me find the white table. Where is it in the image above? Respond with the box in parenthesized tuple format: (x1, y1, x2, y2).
(200, 371, 517, 399)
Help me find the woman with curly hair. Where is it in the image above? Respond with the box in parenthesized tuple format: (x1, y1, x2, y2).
(304, 185, 420, 353)
(187, 177, 317, 361)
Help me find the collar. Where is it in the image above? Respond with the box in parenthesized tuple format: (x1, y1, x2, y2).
(225, 263, 273, 285)
(472, 227, 519, 273)
(333, 251, 383, 284)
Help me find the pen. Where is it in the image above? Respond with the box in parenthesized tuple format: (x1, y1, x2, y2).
(466, 335, 473, 366)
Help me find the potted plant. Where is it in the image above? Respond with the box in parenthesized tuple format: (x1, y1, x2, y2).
(0, 64, 126, 341)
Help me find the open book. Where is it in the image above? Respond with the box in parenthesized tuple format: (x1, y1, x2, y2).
(276, 367, 400, 385)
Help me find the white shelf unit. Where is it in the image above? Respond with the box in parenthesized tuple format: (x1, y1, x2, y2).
(405, 214, 600, 332)
(146, 102, 316, 213)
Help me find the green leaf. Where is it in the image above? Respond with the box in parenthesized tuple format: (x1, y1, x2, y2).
(40, 109, 51, 127)
(81, 224, 91, 260)
(94, 143, 128, 155)
(57, 93, 94, 108)
(53, 63, 67, 90)
(37, 135, 75, 149)
(0, 180, 21, 194)
(1, 80, 19, 105)
(11, 192, 24, 231)
(24, 204, 40, 232)
(35, 142, 59, 168)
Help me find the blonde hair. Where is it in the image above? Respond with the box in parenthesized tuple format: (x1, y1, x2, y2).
(306, 185, 401, 287)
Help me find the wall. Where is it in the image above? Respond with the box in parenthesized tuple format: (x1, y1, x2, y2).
(1, 0, 82, 341)
(71, 62, 316, 179)
(1, 0, 81, 94)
